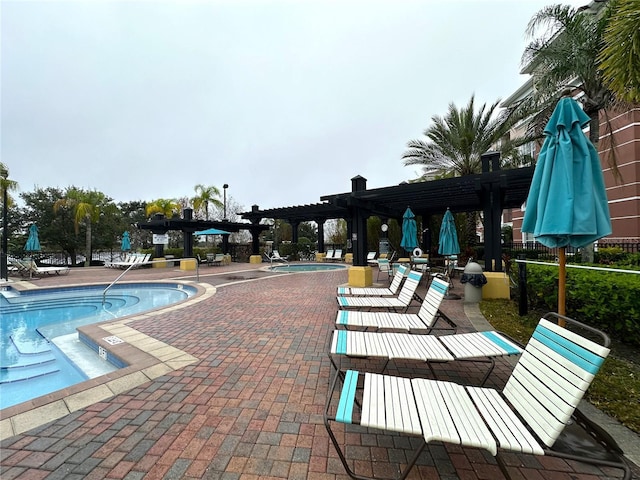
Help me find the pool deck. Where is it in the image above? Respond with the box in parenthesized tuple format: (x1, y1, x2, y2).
(1, 262, 639, 479)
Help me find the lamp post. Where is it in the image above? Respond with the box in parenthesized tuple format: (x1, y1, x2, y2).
(223, 183, 229, 221)
(1, 165, 8, 281)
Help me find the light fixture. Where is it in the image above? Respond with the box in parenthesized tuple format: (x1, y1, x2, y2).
(381, 224, 388, 232)
(223, 184, 229, 221)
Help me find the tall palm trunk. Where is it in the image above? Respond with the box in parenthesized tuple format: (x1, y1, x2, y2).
(84, 215, 92, 267)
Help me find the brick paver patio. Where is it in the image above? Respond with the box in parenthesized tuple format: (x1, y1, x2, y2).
(1, 262, 638, 479)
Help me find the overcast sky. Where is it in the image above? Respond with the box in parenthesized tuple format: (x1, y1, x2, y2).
(2, 0, 587, 216)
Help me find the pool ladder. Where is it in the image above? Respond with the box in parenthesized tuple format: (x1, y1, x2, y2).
(102, 257, 200, 304)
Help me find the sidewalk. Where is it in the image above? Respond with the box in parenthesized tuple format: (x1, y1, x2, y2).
(1, 263, 638, 479)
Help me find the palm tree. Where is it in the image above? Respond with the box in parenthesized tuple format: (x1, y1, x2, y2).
(403, 95, 528, 179)
(145, 198, 181, 219)
(192, 184, 222, 221)
(598, 0, 640, 104)
(402, 95, 529, 245)
(0, 162, 19, 208)
(522, 3, 613, 147)
(53, 188, 107, 267)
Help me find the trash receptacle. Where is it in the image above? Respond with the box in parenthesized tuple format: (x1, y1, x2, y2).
(460, 260, 486, 303)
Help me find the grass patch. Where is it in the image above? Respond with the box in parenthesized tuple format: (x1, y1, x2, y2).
(480, 299, 640, 434)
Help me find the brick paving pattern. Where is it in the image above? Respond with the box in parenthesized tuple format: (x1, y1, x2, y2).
(1, 264, 638, 479)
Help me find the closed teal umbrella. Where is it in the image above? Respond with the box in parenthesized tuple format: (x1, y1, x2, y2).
(522, 96, 611, 317)
(25, 224, 41, 252)
(121, 231, 131, 252)
(400, 207, 418, 254)
(438, 209, 460, 256)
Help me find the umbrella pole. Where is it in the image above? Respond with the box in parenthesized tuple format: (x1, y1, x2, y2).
(558, 247, 566, 326)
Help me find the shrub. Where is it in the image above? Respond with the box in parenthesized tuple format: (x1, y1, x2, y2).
(525, 264, 640, 345)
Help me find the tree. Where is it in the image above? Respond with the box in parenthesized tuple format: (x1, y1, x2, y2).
(522, 3, 612, 147)
(402, 95, 528, 178)
(402, 95, 527, 245)
(22, 187, 79, 261)
(192, 184, 222, 221)
(598, 0, 640, 104)
(145, 198, 180, 218)
(54, 187, 109, 267)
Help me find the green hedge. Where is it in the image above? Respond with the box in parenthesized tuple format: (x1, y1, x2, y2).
(526, 264, 640, 345)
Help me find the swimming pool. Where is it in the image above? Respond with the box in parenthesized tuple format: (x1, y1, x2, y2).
(267, 263, 349, 272)
(0, 282, 197, 410)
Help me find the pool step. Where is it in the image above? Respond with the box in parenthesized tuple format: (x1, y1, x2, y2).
(10, 335, 52, 355)
(0, 359, 59, 384)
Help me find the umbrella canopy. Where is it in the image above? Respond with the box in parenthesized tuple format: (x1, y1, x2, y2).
(120, 231, 131, 252)
(25, 224, 41, 252)
(194, 228, 230, 235)
(438, 209, 460, 256)
(400, 207, 418, 253)
(522, 96, 611, 316)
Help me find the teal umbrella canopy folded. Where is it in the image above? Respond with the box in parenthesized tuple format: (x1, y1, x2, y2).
(438, 209, 460, 256)
(400, 207, 418, 252)
(25, 224, 41, 252)
(522, 97, 611, 248)
(121, 231, 131, 252)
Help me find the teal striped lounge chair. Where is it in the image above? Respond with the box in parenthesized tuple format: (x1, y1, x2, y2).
(335, 276, 455, 332)
(337, 265, 408, 297)
(336, 270, 423, 312)
(329, 329, 522, 386)
(325, 313, 631, 480)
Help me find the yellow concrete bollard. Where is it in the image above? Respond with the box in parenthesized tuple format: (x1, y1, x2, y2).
(249, 255, 262, 264)
(482, 272, 510, 299)
(153, 257, 167, 268)
(180, 259, 197, 271)
(348, 266, 373, 287)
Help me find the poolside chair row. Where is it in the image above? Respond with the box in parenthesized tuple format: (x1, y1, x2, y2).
(324, 249, 343, 262)
(264, 250, 288, 264)
(325, 313, 630, 480)
(104, 253, 151, 269)
(329, 276, 631, 479)
(9, 258, 70, 277)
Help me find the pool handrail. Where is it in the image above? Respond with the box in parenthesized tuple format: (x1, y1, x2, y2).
(102, 257, 200, 304)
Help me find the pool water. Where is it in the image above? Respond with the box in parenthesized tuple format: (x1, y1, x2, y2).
(0, 282, 196, 410)
(269, 263, 348, 272)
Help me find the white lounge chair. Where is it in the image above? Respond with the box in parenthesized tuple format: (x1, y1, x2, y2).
(335, 276, 454, 333)
(337, 270, 423, 312)
(337, 264, 407, 297)
(265, 250, 288, 265)
(11, 258, 70, 277)
(325, 313, 630, 480)
(329, 329, 522, 386)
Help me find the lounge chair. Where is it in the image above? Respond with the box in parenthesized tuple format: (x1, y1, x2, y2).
(11, 258, 70, 277)
(366, 252, 377, 265)
(335, 276, 455, 333)
(337, 264, 407, 297)
(329, 329, 522, 386)
(323, 249, 335, 261)
(337, 270, 423, 312)
(375, 258, 393, 282)
(325, 313, 631, 480)
(331, 249, 343, 262)
(105, 253, 150, 269)
(264, 250, 288, 265)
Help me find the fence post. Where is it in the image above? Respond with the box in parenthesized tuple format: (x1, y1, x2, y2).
(518, 254, 528, 316)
